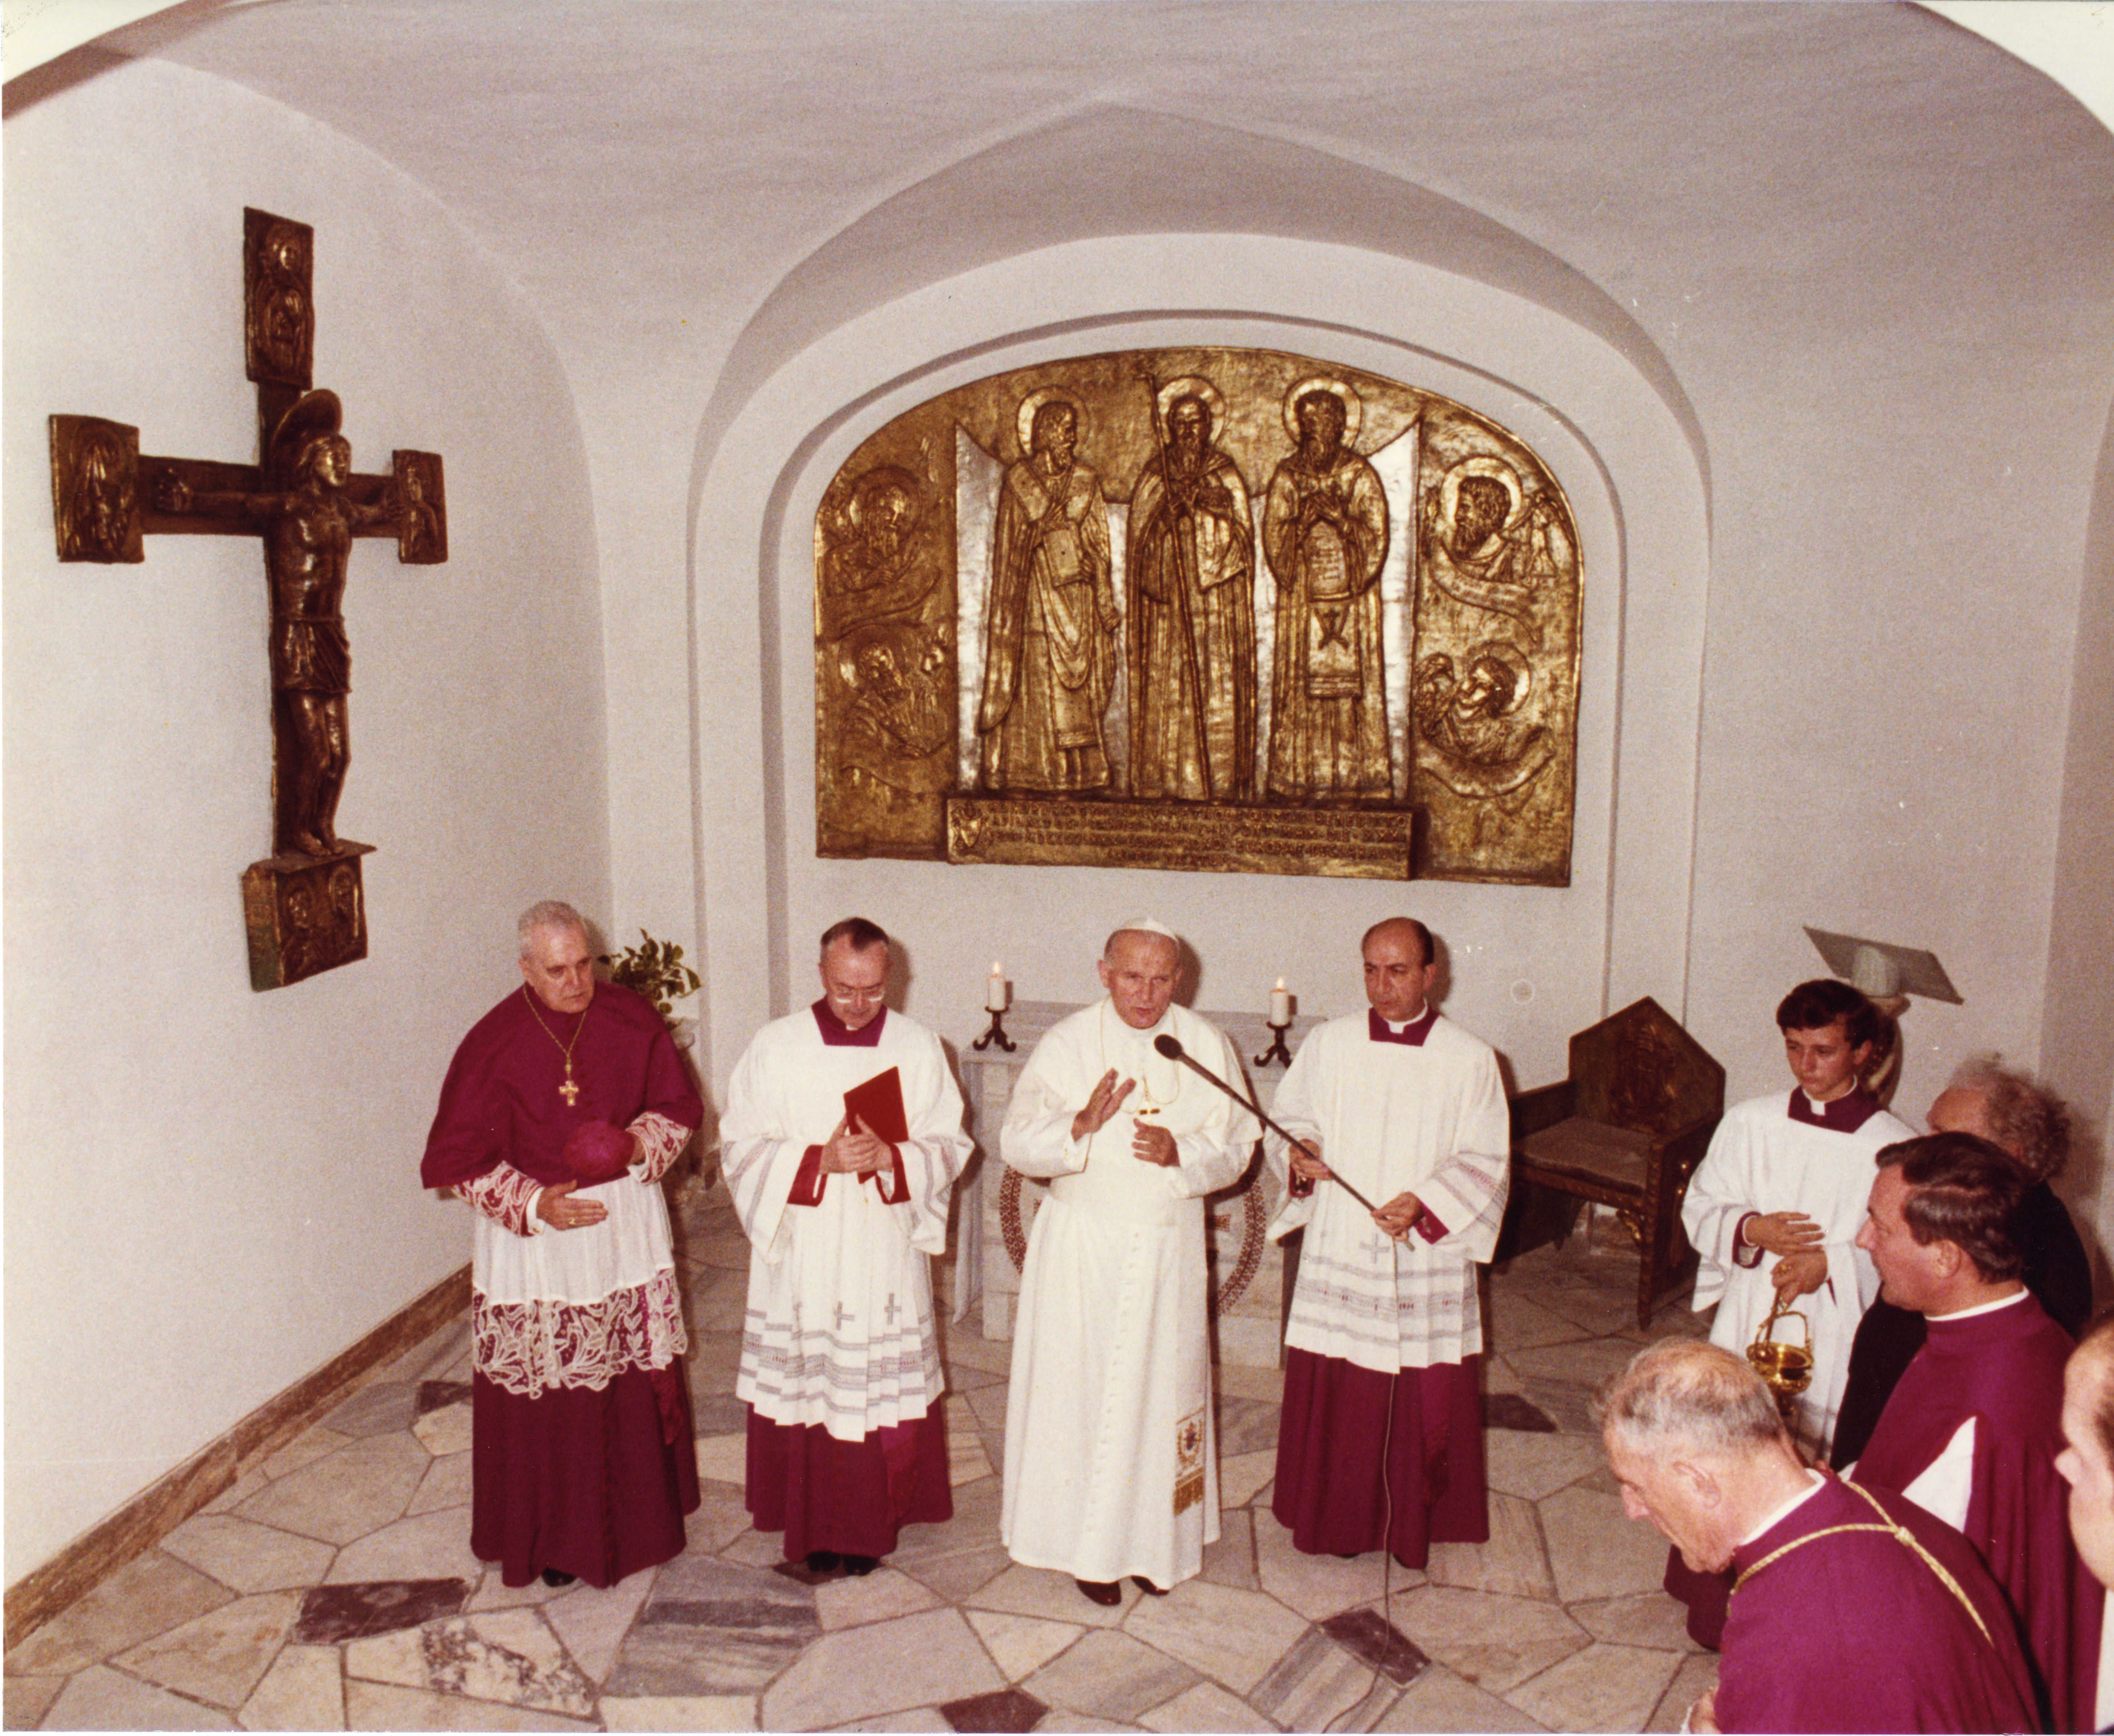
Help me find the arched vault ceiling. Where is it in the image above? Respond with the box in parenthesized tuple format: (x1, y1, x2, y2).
(69, 0, 2114, 432)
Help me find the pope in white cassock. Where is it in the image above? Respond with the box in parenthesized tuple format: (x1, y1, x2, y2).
(1000, 920, 1261, 1606)
(721, 917, 971, 1575)
(1267, 917, 1510, 1564)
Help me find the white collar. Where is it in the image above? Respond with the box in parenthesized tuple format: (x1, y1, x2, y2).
(1929, 1286, 2029, 1323)
(1739, 1469, 1827, 1547)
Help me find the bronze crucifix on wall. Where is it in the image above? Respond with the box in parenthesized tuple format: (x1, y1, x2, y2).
(48, 209, 447, 991)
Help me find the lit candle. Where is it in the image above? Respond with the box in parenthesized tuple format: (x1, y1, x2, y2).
(986, 961, 1009, 1013)
(1270, 978, 1291, 1025)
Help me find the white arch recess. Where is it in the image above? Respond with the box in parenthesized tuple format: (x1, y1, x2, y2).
(691, 234, 1710, 1093)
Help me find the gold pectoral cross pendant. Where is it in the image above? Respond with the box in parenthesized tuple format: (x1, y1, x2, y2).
(559, 1069, 581, 1107)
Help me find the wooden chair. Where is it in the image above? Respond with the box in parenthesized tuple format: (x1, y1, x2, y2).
(1508, 996, 1724, 1327)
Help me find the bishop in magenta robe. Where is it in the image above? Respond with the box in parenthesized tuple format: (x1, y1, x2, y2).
(421, 906, 704, 1588)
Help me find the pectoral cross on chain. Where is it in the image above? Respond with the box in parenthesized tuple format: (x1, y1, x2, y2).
(47, 208, 447, 994)
(559, 1073, 581, 1108)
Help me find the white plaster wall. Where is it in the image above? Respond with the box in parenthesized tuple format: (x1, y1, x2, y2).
(691, 236, 1709, 1102)
(4, 58, 609, 1573)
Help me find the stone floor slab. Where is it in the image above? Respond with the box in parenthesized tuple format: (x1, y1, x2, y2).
(238, 1432, 430, 1546)
(37, 1663, 237, 1730)
(411, 1403, 472, 1457)
(603, 1555, 819, 1698)
(264, 1427, 355, 1481)
(1136, 1679, 1277, 1732)
(541, 1569, 657, 1683)
(5, 1550, 233, 1676)
(1389, 1583, 1588, 1691)
(323, 1381, 419, 1439)
(292, 1577, 472, 1644)
(967, 1564, 1136, 1629)
(937, 1685, 1048, 1732)
(1647, 1652, 1719, 1733)
(237, 1643, 345, 1731)
(1246, 1624, 1378, 1732)
(1504, 1639, 1682, 1733)
(1483, 1428, 1604, 1502)
(764, 1607, 1005, 1730)
(1570, 1589, 1704, 1651)
(158, 1512, 337, 1596)
(406, 1450, 476, 1517)
(1425, 1492, 1553, 1600)
(113, 1589, 300, 1709)
(964, 1608, 1083, 1682)
(1215, 1396, 1280, 1457)
(947, 1431, 996, 1487)
(1021, 1627, 1198, 1723)
(1197, 1506, 1258, 1591)
(2, 1674, 65, 1730)
(1217, 1449, 1276, 1510)
(344, 1609, 593, 1718)
(693, 1431, 747, 1485)
(341, 1678, 597, 1730)
(1371, 1661, 1549, 1732)
(1254, 1508, 1414, 1620)
(324, 1506, 483, 1585)
(1121, 1578, 1305, 1696)
(816, 1565, 942, 1630)
(1320, 1608, 1429, 1687)
(1539, 1484, 1673, 1603)
(599, 1694, 758, 1731)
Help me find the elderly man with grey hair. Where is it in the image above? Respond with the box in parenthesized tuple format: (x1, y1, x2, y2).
(999, 919, 1259, 1606)
(1832, 1054, 2092, 1470)
(422, 900, 704, 1589)
(1599, 1340, 2032, 1733)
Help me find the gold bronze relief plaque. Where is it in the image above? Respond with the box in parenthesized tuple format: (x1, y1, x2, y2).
(815, 348, 1581, 884)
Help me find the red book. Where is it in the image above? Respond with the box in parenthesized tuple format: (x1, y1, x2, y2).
(843, 1066, 909, 1144)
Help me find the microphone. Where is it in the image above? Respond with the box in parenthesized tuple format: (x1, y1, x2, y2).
(1151, 1033, 1377, 1213)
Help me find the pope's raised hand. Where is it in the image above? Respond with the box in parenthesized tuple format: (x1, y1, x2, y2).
(1070, 1069, 1137, 1143)
(1289, 1138, 1331, 1182)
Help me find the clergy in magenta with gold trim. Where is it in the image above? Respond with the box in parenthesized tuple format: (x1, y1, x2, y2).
(721, 917, 970, 1573)
(1266, 916, 1509, 1565)
(1599, 1339, 2035, 1735)
(1000, 919, 1260, 1604)
(420, 901, 703, 1590)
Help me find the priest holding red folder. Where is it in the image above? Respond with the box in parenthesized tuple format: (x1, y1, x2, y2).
(722, 916, 971, 1575)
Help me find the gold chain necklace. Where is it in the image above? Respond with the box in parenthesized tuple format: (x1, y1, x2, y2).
(1099, 1000, 1179, 1115)
(521, 987, 586, 1106)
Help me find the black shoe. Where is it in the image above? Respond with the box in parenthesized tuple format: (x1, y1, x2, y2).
(1075, 1577, 1122, 1606)
(539, 1568, 576, 1588)
(1131, 1575, 1167, 1596)
(842, 1554, 880, 1577)
(805, 1550, 843, 1574)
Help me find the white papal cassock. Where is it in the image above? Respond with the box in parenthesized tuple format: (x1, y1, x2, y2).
(722, 1007, 970, 1441)
(1681, 1088, 1912, 1455)
(1000, 999, 1260, 1587)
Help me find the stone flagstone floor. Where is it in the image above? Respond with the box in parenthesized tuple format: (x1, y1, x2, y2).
(5, 1182, 1716, 1732)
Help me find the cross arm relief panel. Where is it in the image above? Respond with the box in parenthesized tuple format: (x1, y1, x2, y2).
(813, 347, 1581, 884)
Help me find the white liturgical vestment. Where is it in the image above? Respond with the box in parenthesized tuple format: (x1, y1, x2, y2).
(1267, 1011, 1510, 1373)
(1682, 1089, 1911, 1453)
(1000, 999, 1260, 1587)
(722, 1007, 970, 1442)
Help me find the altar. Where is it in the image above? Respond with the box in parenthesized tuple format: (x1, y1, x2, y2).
(955, 998, 1322, 1368)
